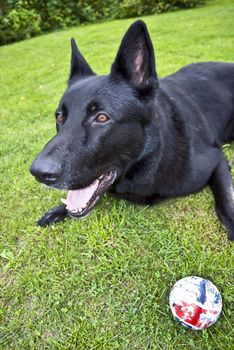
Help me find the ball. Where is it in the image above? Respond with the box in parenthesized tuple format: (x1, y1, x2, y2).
(169, 276, 222, 330)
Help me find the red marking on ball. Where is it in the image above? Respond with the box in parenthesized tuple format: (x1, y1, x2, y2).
(174, 301, 218, 327)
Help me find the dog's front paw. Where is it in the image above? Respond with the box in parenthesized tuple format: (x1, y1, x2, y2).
(38, 204, 68, 227)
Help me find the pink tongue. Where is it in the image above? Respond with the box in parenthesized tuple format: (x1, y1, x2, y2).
(66, 179, 99, 213)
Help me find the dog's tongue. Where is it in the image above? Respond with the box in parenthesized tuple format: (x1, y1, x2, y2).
(63, 179, 99, 213)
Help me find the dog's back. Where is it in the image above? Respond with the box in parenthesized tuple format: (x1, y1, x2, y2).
(160, 62, 234, 143)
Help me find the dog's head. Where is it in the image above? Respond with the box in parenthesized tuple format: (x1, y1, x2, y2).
(30, 20, 158, 218)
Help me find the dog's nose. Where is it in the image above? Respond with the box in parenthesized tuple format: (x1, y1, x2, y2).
(30, 157, 62, 185)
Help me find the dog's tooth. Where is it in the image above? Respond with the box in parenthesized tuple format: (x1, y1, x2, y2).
(61, 198, 67, 205)
(99, 174, 104, 180)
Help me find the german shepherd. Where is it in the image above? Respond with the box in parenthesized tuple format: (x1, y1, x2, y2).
(30, 21, 234, 240)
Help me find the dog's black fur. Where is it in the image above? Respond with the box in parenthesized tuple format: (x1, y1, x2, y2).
(30, 21, 234, 240)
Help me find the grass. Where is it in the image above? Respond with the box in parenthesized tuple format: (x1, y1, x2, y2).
(0, 0, 234, 348)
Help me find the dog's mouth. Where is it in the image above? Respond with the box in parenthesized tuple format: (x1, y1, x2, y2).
(61, 169, 117, 218)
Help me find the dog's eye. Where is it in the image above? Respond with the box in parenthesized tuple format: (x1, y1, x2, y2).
(95, 113, 110, 123)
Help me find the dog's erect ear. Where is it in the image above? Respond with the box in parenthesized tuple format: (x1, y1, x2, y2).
(111, 21, 157, 90)
(69, 38, 95, 82)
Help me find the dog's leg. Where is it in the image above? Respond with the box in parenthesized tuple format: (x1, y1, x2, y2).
(38, 204, 68, 227)
(209, 157, 234, 241)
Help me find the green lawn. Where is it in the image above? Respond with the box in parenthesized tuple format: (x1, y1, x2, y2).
(0, 0, 234, 348)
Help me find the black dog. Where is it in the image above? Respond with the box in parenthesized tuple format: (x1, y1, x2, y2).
(30, 21, 234, 240)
